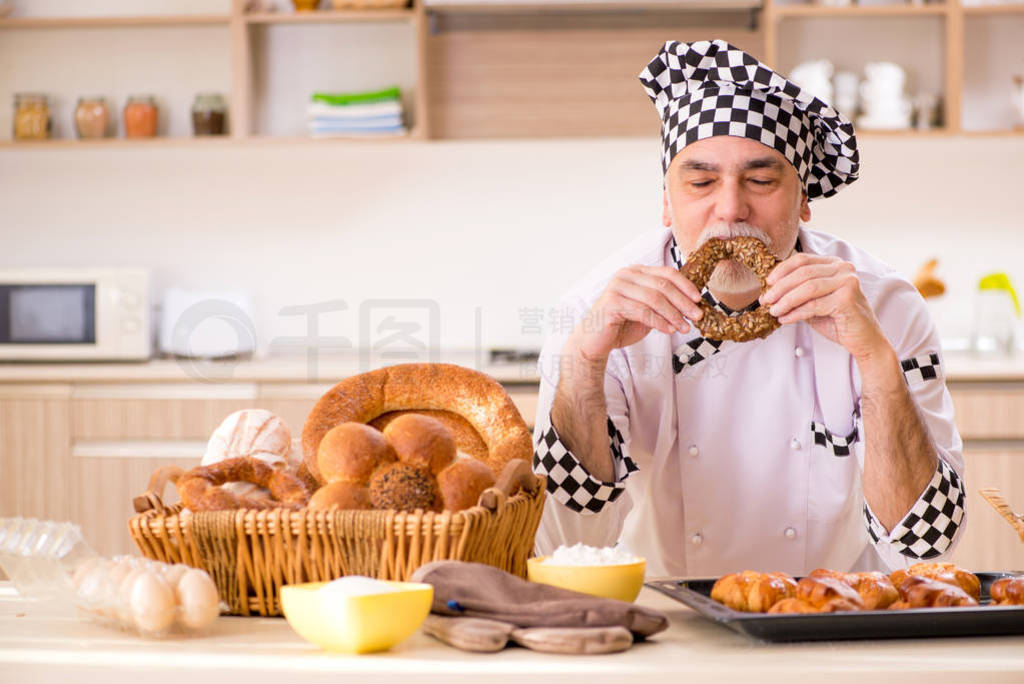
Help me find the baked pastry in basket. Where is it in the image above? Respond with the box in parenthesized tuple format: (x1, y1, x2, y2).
(301, 363, 533, 485)
(309, 415, 502, 513)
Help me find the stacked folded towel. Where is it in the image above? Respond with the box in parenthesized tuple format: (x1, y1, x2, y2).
(306, 86, 407, 137)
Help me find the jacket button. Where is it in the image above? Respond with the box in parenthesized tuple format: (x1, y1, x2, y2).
(790, 437, 801, 451)
(691, 533, 704, 546)
(688, 445, 699, 457)
(785, 527, 797, 539)
(794, 347, 805, 358)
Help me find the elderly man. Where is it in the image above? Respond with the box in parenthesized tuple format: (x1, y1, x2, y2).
(531, 40, 965, 577)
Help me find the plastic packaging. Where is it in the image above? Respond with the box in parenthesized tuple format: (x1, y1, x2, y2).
(0, 518, 223, 637)
(0, 517, 97, 600)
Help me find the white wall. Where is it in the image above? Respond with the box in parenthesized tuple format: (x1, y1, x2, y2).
(2, 135, 1023, 354)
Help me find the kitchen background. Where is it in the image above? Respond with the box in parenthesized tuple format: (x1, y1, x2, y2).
(2, 0, 1024, 357)
(3, 0, 1024, 571)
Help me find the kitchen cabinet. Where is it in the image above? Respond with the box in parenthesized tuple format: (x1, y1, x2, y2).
(945, 383, 1024, 571)
(0, 386, 72, 523)
(4, 1, 1018, 144)
(0, 368, 539, 559)
(765, 0, 1024, 135)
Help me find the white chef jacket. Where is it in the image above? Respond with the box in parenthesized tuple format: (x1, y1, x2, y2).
(531, 226, 966, 577)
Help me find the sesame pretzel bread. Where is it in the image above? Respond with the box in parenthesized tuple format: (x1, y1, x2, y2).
(176, 456, 312, 511)
(681, 236, 781, 342)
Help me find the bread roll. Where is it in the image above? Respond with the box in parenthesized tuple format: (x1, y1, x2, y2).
(309, 480, 372, 511)
(437, 457, 496, 512)
(368, 462, 438, 512)
(317, 422, 396, 484)
(370, 410, 489, 461)
(383, 414, 457, 475)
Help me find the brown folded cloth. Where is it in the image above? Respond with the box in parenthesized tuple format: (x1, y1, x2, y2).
(409, 560, 668, 638)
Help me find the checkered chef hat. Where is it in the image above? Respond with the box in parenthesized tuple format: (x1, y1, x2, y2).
(639, 39, 859, 200)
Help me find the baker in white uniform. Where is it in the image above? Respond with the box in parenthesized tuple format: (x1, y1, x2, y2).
(531, 40, 965, 577)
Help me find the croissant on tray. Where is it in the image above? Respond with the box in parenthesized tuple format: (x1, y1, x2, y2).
(989, 576, 1024, 605)
(710, 570, 797, 612)
(889, 576, 978, 609)
(889, 562, 981, 601)
(808, 569, 899, 610)
(710, 563, 993, 613)
(767, 575, 864, 614)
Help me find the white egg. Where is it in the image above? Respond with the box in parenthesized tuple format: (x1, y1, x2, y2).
(117, 568, 149, 627)
(106, 557, 135, 587)
(130, 571, 176, 635)
(175, 569, 221, 630)
(161, 563, 190, 589)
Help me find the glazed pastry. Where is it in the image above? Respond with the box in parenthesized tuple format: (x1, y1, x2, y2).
(989, 576, 1024, 605)
(889, 576, 978, 609)
(889, 562, 980, 601)
(808, 569, 898, 610)
(710, 570, 797, 612)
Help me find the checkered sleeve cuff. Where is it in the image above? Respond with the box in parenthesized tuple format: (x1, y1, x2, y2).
(863, 458, 966, 560)
(533, 415, 629, 514)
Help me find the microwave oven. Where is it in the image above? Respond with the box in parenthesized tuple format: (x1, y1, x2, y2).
(0, 268, 151, 361)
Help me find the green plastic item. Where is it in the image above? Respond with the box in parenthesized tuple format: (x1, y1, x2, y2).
(311, 86, 401, 106)
(978, 272, 1021, 317)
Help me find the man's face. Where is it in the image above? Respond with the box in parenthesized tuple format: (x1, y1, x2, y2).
(663, 135, 810, 294)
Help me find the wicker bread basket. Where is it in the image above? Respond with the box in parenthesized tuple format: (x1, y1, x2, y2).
(129, 464, 546, 616)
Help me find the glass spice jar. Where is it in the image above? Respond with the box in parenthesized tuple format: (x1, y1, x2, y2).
(191, 93, 227, 136)
(74, 97, 109, 139)
(13, 93, 51, 141)
(123, 96, 158, 138)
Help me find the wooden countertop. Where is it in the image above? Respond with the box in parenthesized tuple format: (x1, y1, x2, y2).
(0, 351, 1023, 384)
(1, 584, 1023, 684)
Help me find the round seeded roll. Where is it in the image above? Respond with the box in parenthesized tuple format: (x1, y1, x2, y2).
(368, 462, 438, 512)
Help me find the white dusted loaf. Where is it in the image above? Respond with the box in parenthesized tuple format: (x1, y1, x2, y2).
(202, 409, 294, 498)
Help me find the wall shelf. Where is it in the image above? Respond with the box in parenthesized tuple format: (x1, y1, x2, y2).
(772, 4, 950, 18)
(243, 9, 416, 24)
(0, 15, 231, 29)
(1, 0, 1021, 143)
(962, 2, 1024, 14)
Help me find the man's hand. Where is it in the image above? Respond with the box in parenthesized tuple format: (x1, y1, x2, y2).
(760, 253, 890, 364)
(573, 265, 704, 362)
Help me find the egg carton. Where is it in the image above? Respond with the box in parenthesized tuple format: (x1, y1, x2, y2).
(72, 555, 224, 637)
(0, 518, 223, 637)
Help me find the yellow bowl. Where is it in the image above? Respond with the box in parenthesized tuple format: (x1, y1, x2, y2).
(526, 556, 646, 603)
(280, 580, 433, 654)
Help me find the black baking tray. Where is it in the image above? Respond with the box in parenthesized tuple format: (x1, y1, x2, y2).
(646, 573, 1024, 642)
